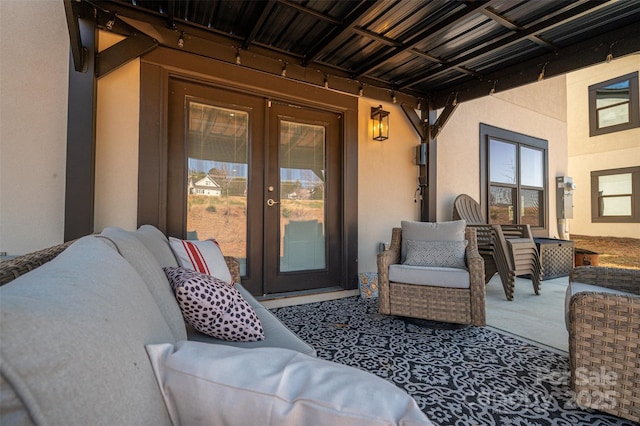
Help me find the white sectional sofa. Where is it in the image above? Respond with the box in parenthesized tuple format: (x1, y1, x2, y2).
(0, 225, 431, 425)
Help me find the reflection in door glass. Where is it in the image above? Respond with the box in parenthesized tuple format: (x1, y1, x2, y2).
(186, 101, 248, 275)
(279, 121, 326, 272)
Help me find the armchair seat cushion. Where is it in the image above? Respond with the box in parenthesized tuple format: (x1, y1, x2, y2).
(389, 264, 470, 289)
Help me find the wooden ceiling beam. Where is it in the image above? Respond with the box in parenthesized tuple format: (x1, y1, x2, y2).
(480, 7, 557, 51)
(242, 0, 277, 50)
(400, 0, 614, 90)
(279, 0, 342, 25)
(64, 0, 86, 72)
(96, 32, 158, 78)
(429, 19, 640, 109)
(304, 0, 382, 66)
(353, 0, 494, 79)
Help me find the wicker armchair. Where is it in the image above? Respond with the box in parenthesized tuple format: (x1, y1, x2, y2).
(568, 266, 640, 423)
(453, 194, 542, 300)
(0, 241, 74, 286)
(378, 226, 485, 326)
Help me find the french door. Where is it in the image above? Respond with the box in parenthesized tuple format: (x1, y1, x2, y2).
(167, 78, 342, 296)
(264, 102, 341, 294)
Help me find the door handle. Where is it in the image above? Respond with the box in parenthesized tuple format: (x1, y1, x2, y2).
(266, 198, 280, 207)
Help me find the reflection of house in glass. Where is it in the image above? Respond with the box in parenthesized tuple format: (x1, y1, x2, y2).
(281, 168, 325, 201)
(189, 174, 222, 196)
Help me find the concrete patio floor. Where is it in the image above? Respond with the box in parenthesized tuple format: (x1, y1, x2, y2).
(485, 274, 569, 354)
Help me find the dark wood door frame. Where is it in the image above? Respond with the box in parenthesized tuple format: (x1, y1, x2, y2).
(138, 47, 358, 293)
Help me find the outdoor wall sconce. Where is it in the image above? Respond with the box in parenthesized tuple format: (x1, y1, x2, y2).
(371, 105, 390, 141)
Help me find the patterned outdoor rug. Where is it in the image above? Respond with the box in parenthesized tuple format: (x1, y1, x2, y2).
(272, 297, 633, 426)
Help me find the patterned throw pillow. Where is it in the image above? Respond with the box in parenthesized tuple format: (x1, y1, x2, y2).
(168, 237, 232, 284)
(164, 267, 264, 342)
(400, 220, 466, 263)
(403, 239, 468, 269)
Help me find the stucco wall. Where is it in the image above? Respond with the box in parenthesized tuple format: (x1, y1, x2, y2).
(0, 1, 69, 254)
(566, 54, 640, 238)
(94, 32, 140, 232)
(356, 76, 569, 272)
(437, 75, 569, 239)
(357, 100, 421, 272)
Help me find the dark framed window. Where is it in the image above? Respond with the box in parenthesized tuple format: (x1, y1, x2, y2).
(480, 124, 548, 230)
(589, 72, 639, 136)
(591, 167, 640, 223)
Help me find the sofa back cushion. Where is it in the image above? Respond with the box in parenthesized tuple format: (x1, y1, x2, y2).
(134, 224, 179, 268)
(101, 227, 187, 341)
(0, 236, 174, 425)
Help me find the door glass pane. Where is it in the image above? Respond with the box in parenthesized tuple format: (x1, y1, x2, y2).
(520, 147, 543, 187)
(489, 139, 516, 184)
(279, 121, 326, 272)
(186, 102, 249, 274)
(489, 186, 516, 224)
(521, 189, 542, 226)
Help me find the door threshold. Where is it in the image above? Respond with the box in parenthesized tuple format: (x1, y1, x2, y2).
(258, 287, 359, 309)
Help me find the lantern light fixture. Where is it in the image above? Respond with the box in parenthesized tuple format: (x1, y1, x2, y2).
(371, 105, 390, 141)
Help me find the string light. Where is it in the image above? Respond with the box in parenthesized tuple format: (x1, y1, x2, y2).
(452, 92, 458, 106)
(235, 48, 241, 65)
(489, 80, 497, 95)
(392, 91, 397, 104)
(416, 99, 422, 110)
(358, 84, 364, 97)
(324, 75, 329, 88)
(105, 16, 116, 31)
(281, 62, 287, 77)
(538, 62, 547, 81)
(178, 31, 184, 48)
(606, 42, 616, 63)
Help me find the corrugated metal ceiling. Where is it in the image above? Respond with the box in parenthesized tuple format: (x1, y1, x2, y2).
(92, 0, 640, 107)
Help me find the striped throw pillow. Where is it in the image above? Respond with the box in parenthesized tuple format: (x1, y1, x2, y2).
(168, 237, 233, 284)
